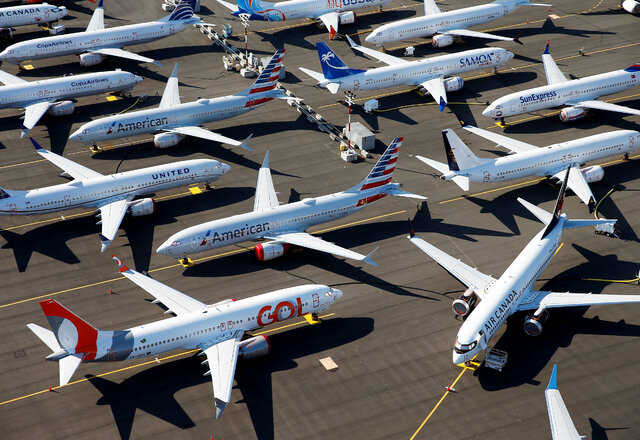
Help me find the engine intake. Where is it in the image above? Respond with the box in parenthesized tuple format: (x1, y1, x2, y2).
(128, 198, 155, 217)
(559, 106, 586, 122)
(444, 76, 464, 92)
(580, 165, 604, 183)
(432, 34, 454, 48)
(452, 287, 477, 317)
(254, 242, 291, 261)
(154, 132, 185, 149)
(47, 100, 74, 117)
(79, 52, 106, 67)
(238, 335, 271, 359)
(338, 11, 356, 25)
(523, 310, 549, 336)
(622, 0, 640, 14)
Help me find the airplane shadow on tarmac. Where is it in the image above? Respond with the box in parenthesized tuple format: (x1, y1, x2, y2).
(85, 316, 374, 440)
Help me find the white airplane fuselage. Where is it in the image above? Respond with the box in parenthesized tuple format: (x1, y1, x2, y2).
(0, 4, 67, 28)
(483, 68, 640, 119)
(0, 158, 229, 215)
(444, 130, 640, 184)
(237, 0, 389, 21)
(0, 70, 142, 110)
(326, 48, 513, 93)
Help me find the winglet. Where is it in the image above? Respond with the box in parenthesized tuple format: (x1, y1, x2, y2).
(239, 134, 253, 151)
(169, 63, 179, 78)
(345, 34, 358, 48)
(543, 40, 550, 55)
(29, 137, 44, 151)
(98, 0, 103, 7)
(408, 218, 415, 239)
(363, 247, 379, 267)
(514, 31, 524, 45)
(329, 26, 337, 40)
(439, 96, 447, 112)
(99, 234, 111, 253)
(153, 60, 164, 67)
(111, 255, 130, 273)
(261, 151, 270, 169)
(214, 398, 228, 419)
(546, 364, 558, 390)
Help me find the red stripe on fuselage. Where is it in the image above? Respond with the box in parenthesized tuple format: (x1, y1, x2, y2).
(360, 177, 392, 190)
(356, 193, 387, 207)
(245, 97, 274, 107)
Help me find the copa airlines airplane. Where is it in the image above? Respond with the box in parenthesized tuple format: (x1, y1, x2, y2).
(409, 171, 640, 366)
(217, 0, 389, 39)
(545, 365, 582, 440)
(484, 42, 640, 123)
(0, 68, 142, 138)
(300, 37, 513, 111)
(27, 255, 343, 418)
(416, 117, 640, 212)
(0, 3, 67, 37)
(365, 0, 549, 48)
(0, 0, 200, 66)
(0, 138, 230, 251)
(157, 137, 425, 266)
(70, 49, 288, 149)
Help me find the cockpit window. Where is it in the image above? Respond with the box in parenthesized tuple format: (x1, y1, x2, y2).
(170, 240, 181, 246)
(454, 340, 477, 354)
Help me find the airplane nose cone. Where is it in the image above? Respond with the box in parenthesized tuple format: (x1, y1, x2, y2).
(364, 33, 374, 44)
(332, 288, 343, 300)
(221, 163, 231, 175)
(156, 241, 171, 255)
(481, 106, 492, 118)
(452, 351, 465, 365)
(69, 129, 82, 141)
(134, 75, 144, 83)
(507, 51, 515, 61)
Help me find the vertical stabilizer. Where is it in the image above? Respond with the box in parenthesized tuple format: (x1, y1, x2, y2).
(442, 129, 481, 171)
(239, 49, 286, 104)
(541, 166, 569, 237)
(349, 137, 402, 192)
(166, 0, 197, 20)
(316, 42, 365, 80)
(39, 299, 99, 358)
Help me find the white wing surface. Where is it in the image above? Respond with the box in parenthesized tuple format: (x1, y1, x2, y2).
(569, 100, 640, 117)
(0, 69, 27, 85)
(443, 29, 516, 43)
(159, 63, 181, 108)
(517, 290, 640, 312)
(318, 12, 339, 39)
(545, 365, 582, 440)
(424, 0, 441, 15)
(31, 139, 103, 180)
(253, 152, 280, 211)
(552, 166, 595, 207)
(460, 121, 539, 153)
(97, 196, 133, 252)
(90, 48, 156, 65)
(418, 76, 448, 111)
(165, 126, 250, 150)
(22, 101, 54, 138)
(216, 0, 239, 12)
(346, 35, 408, 65)
(542, 43, 568, 84)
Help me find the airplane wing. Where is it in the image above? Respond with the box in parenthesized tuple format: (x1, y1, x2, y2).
(90, 47, 157, 65)
(30, 138, 103, 180)
(456, 117, 539, 153)
(443, 29, 519, 44)
(424, 0, 441, 15)
(517, 290, 640, 312)
(345, 35, 409, 65)
(545, 365, 583, 440)
(165, 126, 251, 150)
(199, 331, 244, 419)
(418, 76, 448, 112)
(97, 196, 134, 252)
(21, 101, 54, 138)
(0, 69, 28, 85)
(568, 99, 640, 117)
(264, 231, 378, 266)
(253, 152, 280, 212)
(542, 42, 568, 85)
(317, 12, 340, 40)
(112, 256, 206, 315)
(552, 166, 595, 208)
(159, 63, 180, 108)
(408, 234, 493, 298)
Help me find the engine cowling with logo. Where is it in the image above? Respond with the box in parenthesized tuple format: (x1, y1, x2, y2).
(580, 165, 604, 183)
(523, 310, 549, 336)
(238, 335, 270, 359)
(254, 242, 292, 261)
(444, 76, 464, 92)
(432, 34, 454, 48)
(79, 52, 106, 67)
(451, 287, 477, 317)
(128, 198, 155, 217)
(154, 132, 185, 148)
(47, 100, 74, 116)
(338, 11, 356, 24)
(559, 106, 586, 122)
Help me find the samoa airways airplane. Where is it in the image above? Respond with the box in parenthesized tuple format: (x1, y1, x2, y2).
(408, 170, 640, 366)
(217, 0, 389, 39)
(157, 137, 426, 267)
(365, 0, 549, 48)
(483, 42, 640, 124)
(545, 365, 583, 440)
(416, 117, 640, 212)
(0, 68, 142, 138)
(300, 36, 513, 111)
(27, 255, 343, 418)
(69, 49, 289, 149)
(0, 3, 67, 37)
(0, 0, 200, 66)
(0, 138, 230, 252)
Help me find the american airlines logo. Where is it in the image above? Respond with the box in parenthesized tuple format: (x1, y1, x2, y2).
(519, 90, 557, 103)
(36, 40, 72, 48)
(70, 78, 109, 87)
(201, 222, 272, 245)
(111, 116, 176, 134)
(459, 53, 493, 68)
(152, 168, 190, 179)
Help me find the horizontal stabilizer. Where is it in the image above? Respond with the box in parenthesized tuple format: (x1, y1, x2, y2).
(298, 67, 325, 82)
(451, 175, 470, 191)
(382, 187, 427, 200)
(415, 155, 449, 174)
(326, 82, 341, 94)
(216, 0, 238, 11)
(59, 354, 83, 386)
(517, 197, 552, 225)
(26, 323, 61, 352)
(563, 219, 618, 230)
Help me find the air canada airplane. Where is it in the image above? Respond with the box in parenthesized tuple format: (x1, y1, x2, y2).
(70, 49, 289, 149)
(0, 0, 200, 66)
(408, 170, 640, 366)
(0, 68, 142, 138)
(365, 0, 549, 48)
(484, 41, 640, 124)
(0, 3, 67, 37)
(157, 137, 426, 266)
(545, 365, 582, 440)
(416, 117, 640, 212)
(300, 37, 513, 111)
(27, 255, 343, 418)
(0, 138, 230, 252)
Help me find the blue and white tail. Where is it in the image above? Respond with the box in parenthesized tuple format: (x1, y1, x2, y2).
(164, 0, 197, 21)
(316, 42, 365, 80)
(238, 49, 286, 106)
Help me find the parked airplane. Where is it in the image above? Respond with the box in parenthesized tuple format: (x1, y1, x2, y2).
(484, 41, 640, 124)
(0, 68, 142, 138)
(217, 0, 388, 39)
(0, 3, 67, 37)
(0, 138, 230, 251)
(157, 137, 425, 266)
(70, 49, 289, 149)
(300, 37, 513, 111)
(365, 0, 549, 48)
(416, 117, 640, 212)
(408, 170, 640, 365)
(26, 255, 343, 418)
(0, 0, 200, 66)
(622, 0, 640, 14)
(545, 365, 582, 440)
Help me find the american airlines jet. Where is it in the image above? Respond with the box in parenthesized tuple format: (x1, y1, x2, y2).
(0, 3, 67, 37)
(365, 0, 549, 48)
(416, 117, 640, 211)
(157, 137, 426, 267)
(300, 37, 513, 111)
(484, 42, 640, 124)
(217, 0, 389, 39)
(408, 171, 640, 366)
(70, 49, 288, 149)
(0, 68, 142, 138)
(0, 138, 230, 252)
(0, 0, 200, 66)
(27, 255, 343, 418)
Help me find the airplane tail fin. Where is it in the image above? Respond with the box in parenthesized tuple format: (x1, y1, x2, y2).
(27, 321, 84, 387)
(316, 42, 365, 80)
(349, 137, 403, 192)
(0, 188, 14, 199)
(234, 0, 277, 16)
(164, 0, 197, 21)
(39, 299, 100, 358)
(623, 62, 640, 73)
(238, 48, 285, 99)
(442, 129, 482, 171)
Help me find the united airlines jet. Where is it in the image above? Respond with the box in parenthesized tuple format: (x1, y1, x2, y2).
(0, 68, 142, 138)
(484, 42, 640, 124)
(0, 138, 230, 252)
(0, 3, 67, 37)
(0, 0, 200, 66)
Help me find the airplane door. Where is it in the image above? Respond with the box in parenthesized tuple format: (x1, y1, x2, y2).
(510, 98, 517, 114)
(64, 195, 71, 207)
(483, 171, 490, 182)
(503, 5, 508, 16)
(169, 24, 175, 35)
(9, 204, 16, 215)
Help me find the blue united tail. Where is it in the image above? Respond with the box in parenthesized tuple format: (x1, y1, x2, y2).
(316, 42, 365, 80)
(167, 0, 196, 20)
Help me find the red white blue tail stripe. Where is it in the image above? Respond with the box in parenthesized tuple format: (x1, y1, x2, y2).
(244, 48, 285, 107)
(358, 137, 402, 191)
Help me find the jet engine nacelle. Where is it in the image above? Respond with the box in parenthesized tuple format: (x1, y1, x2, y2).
(432, 34, 454, 48)
(444, 76, 464, 92)
(128, 198, 156, 217)
(254, 242, 292, 261)
(622, 0, 640, 14)
(238, 335, 271, 360)
(79, 52, 106, 67)
(0, 28, 14, 39)
(580, 165, 604, 183)
(338, 11, 356, 25)
(451, 287, 477, 317)
(523, 310, 549, 336)
(47, 100, 74, 116)
(559, 106, 586, 122)
(153, 132, 186, 148)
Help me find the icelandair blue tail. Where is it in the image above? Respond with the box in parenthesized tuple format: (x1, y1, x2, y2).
(166, 0, 197, 20)
(316, 42, 365, 80)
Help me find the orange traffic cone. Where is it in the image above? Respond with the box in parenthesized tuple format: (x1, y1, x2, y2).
(48, 385, 52, 392)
